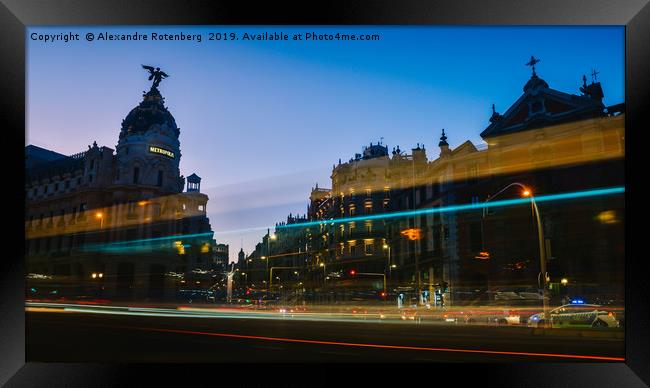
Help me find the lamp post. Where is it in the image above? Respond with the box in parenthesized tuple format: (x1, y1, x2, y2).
(483, 182, 549, 327)
(95, 211, 104, 229)
(383, 243, 392, 287)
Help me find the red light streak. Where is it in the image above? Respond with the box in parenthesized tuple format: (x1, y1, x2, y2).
(137, 327, 625, 362)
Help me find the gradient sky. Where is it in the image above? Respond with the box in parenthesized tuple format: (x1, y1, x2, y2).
(26, 26, 624, 262)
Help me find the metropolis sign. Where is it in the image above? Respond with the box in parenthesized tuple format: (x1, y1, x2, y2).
(149, 145, 175, 158)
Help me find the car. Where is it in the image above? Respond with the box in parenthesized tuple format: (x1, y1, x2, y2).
(527, 302, 619, 328)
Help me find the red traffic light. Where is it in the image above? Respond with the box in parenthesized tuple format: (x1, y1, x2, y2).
(380, 291, 387, 298)
(349, 269, 356, 276)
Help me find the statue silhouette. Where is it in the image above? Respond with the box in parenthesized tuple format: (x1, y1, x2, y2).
(142, 65, 169, 89)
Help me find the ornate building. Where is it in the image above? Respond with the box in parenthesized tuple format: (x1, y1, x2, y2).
(25, 80, 219, 301)
(388, 62, 624, 305)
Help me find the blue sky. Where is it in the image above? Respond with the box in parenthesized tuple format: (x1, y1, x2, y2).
(26, 26, 624, 262)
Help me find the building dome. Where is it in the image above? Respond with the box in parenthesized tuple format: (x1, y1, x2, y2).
(119, 88, 179, 140)
(523, 74, 549, 93)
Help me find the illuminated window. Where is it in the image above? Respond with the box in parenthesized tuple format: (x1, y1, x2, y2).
(364, 240, 374, 255)
(198, 205, 205, 211)
(349, 204, 356, 216)
(365, 221, 372, 234)
(364, 200, 372, 214)
(348, 222, 356, 237)
(348, 241, 356, 255)
(365, 188, 371, 197)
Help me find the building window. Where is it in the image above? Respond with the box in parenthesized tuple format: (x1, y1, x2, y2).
(90, 160, 94, 170)
(54, 182, 59, 191)
(364, 241, 374, 255)
(348, 241, 356, 255)
(133, 167, 140, 184)
(116, 169, 120, 180)
(364, 200, 372, 214)
(80, 203, 87, 211)
(88, 175, 93, 183)
(77, 177, 82, 185)
(65, 180, 70, 189)
(157, 170, 163, 187)
(198, 205, 204, 211)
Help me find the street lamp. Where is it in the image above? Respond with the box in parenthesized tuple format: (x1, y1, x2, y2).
(383, 243, 392, 287)
(95, 211, 104, 229)
(483, 182, 549, 326)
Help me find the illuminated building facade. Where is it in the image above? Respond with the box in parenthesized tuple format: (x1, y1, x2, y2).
(388, 66, 625, 305)
(25, 85, 218, 300)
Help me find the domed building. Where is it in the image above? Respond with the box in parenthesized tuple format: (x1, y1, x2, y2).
(25, 80, 221, 301)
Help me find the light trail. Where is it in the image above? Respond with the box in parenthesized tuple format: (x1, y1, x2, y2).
(135, 327, 626, 361)
(276, 186, 625, 230)
(53, 185, 624, 252)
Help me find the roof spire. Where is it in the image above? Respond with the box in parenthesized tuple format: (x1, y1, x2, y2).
(591, 68, 600, 83)
(438, 128, 449, 147)
(526, 55, 541, 77)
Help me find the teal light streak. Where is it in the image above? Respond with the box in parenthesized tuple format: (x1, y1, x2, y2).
(79, 231, 214, 253)
(276, 186, 625, 230)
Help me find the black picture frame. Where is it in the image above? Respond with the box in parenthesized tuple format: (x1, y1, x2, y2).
(2, 0, 648, 386)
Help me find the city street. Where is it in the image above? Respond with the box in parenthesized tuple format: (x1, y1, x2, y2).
(26, 304, 624, 363)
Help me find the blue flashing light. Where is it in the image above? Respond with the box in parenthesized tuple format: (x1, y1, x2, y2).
(571, 299, 585, 304)
(30, 288, 37, 293)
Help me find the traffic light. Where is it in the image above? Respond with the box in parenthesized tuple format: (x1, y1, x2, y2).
(349, 269, 356, 276)
(441, 281, 449, 293)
